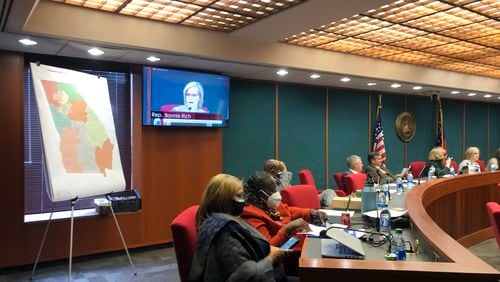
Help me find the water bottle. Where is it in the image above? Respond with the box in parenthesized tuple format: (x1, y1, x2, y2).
(491, 163, 498, 172)
(376, 190, 386, 210)
(379, 204, 391, 233)
(428, 165, 435, 180)
(449, 166, 455, 176)
(406, 172, 414, 190)
(383, 184, 391, 202)
(396, 177, 403, 193)
(391, 228, 407, 261)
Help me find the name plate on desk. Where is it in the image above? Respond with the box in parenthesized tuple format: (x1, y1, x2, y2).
(331, 196, 362, 210)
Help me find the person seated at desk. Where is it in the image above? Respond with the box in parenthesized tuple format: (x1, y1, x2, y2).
(241, 171, 326, 247)
(342, 155, 364, 188)
(264, 159, 293, 191)
(365, 152, 395, 184)
(486, 147, 500, 171)
(458, 146, 481, 174)
(189, 173, 289, 282)
(421, 147, 451, 178)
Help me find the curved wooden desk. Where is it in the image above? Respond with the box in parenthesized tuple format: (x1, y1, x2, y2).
(299, 172, 500, 282)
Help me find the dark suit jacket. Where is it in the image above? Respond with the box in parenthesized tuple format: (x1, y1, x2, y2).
(365, 164, 395, 184)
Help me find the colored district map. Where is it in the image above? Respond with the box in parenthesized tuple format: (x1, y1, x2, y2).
(41, 80, 114, 176)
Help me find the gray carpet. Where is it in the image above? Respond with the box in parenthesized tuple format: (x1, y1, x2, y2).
(468, 238, 500, 272)
(0, 245, 181, 282)
(1, 239, 498, 281)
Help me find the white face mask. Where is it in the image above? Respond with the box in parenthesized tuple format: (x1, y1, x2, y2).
(267, 191, 282, 209)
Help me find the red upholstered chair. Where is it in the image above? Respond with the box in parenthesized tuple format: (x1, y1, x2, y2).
(298, 169, 321, 194)
(450, 160, 459, 173)
(280, 184, 320, 209)
(477, 159, 485, 172)
(333, 172, 345, 192)
(170, 205, 199, 282)
(486, 202, 500, 248)
(344, 174, 367, 196)
(409, 161, 426, 178)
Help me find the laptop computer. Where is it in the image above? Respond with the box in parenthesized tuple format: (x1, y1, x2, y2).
(320, 228, 366, 260)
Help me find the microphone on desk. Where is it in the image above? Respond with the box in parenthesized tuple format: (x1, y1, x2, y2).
(319, 225, 392, 254)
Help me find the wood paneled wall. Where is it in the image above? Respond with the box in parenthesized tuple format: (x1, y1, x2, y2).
(0, 52, 222, 268)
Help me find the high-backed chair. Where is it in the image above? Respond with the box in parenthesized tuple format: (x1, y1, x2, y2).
(298, 169, 321, 194)
(409, 161, 426, 178)
(170, 205, 199, 282)
(450, 160, 459, 174)
(333, 172, 345, 192)
(344, 174, 367, 196)
(486, 202, 500, 248)
(280, 184, 320, 209)
(477, 159, 485, 172)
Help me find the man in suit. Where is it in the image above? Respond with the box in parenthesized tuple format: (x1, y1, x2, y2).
(365, 152, 395, 184)
(342, 155, 363, 188)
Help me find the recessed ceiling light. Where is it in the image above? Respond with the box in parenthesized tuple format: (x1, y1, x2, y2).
(467, 92, 477, 97)
(367, 82, 377, 86)
(412, 86, 423, 90)
(19, 38, 37, 46)
(310, 74, 321, 79)
(340, 77, 351, 82)
(88, 48, 104, 56)
(146, 56, 161, 62)
(498, 96, 500, 100)
(390, 83, 401, 88)
(450, 91, 460, 94)
(483, 94, 492, 98)
(276, 69, 288, 76)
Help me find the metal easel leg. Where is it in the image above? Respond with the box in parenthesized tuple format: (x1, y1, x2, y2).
(109, 204, 137, 275)
(30, 202, 55, 280)
(68, 197, 78, 282)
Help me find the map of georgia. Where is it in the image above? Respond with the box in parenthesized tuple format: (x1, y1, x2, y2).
(41, 80, 114, 176)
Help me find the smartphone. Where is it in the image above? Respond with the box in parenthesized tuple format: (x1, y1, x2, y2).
(280, 236, 299, 249)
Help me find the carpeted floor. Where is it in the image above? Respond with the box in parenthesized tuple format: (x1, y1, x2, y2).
(0, 245, 181, 282)
(1, 239, 498, 281)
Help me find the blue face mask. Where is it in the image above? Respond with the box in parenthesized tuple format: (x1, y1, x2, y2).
(230, 199, 246, 216)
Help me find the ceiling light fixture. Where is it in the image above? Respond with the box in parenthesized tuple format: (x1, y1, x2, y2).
(88, 48, 104, 56)
(310, 74, 321, 79)
(19, 38, 37, 46)
(483, 94, 492, 98)
(276, 69, 288, 76)
(146, 56, 161, 62)
(412, 86, 423, 90)
(450, 91, 460, 94)
(367, 82, 377, 86)
(390, 83, 401, 88)
(467, 92, 477, 97)
(340, 77, 351, 82)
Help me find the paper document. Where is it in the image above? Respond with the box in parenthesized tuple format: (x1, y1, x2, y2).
(319, 209, 355, 217)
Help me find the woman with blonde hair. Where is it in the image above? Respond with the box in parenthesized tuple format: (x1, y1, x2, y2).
(458, 147, 481, 173)
(421, 147, 451, 178)
(190, 173, 289, 282)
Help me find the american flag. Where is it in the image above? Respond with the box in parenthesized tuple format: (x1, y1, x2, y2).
(373, 95, 386, 163)
(436, 100, 446, 149)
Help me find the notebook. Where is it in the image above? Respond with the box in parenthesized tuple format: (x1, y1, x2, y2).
(320, 228, 365, 260)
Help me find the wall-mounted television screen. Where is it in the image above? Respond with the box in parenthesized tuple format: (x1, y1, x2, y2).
(143, 66, 230, 127)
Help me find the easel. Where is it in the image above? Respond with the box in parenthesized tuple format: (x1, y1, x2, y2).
(30, 195, 137, 281)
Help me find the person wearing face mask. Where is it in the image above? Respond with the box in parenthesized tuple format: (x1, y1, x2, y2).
(264, 159, 293, 191)
(190, 173, 290, 282)
(241, 171, 327, 247)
